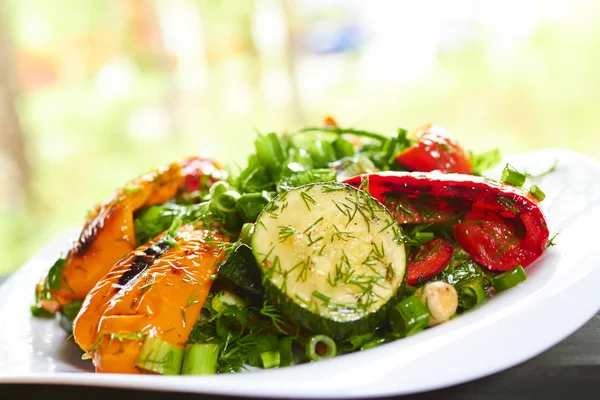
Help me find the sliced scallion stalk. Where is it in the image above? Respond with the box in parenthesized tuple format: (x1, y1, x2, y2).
(501, 164, 527, 187)
(209, 181, 230, 199)
(239, 223, 255, 245)
(278, 337, 294, 367)
(414, 231, 434, 243)
(360, 335, 388, 350)
(306, 335, 337, 361)
(260, 350, 281, 369)
(389, 295, 429, 337)
(457, 281, 486, 310)
(211, 290, 245, 313)
(529, 185, 546, 201)
(181, 343, 220, 375)
(214, 190, 241, 213)
(136, 336, 184, 375)
(492, 265, 527, 291)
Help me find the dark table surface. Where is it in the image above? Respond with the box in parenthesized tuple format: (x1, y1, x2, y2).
(1, 276, 599, 400)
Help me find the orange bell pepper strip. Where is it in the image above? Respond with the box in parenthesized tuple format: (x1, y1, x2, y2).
(36, 157, 222, 312)
(73, 224, 226, 373)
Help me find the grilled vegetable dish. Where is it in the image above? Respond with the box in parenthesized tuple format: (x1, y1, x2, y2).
(32, 119, 554, 375)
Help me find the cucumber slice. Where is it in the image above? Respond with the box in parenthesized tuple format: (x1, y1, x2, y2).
(252, 182, 406, 339)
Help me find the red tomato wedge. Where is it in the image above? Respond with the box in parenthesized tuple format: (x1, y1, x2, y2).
(396, 123, 472, 174)
(344, 172, 549, 271)
(407, 238, 454, 285)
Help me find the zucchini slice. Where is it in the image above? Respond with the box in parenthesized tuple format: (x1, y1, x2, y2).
(217, 243, 263, 296)
(252, 182, 406, 339)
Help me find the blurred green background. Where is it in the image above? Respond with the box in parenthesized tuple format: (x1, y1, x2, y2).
(1, 0, 599, 275)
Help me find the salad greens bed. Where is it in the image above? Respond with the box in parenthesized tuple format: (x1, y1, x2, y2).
(34, 122, 555, 375)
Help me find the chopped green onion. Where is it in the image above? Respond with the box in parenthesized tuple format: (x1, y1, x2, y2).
(211, 291, 245, 313)
(360, 335, 388, 350)
(278, 337, 294, 367)
(209, 181, 230, 199)
(306, 335, 337, 361)
(308, 140, 337, 168)
(214, 190, 241, 213)
(332, 136, 355, 159)
(492, 265, 527, 291)
(338, 332, 376, 353)
(457, 281, 486, 310)
(181, 343, 220, 375)
(260, 350, 281, 369)
(136, 336, 184, 375)
(239, 223, 255, 245)
(389, 295, 430, 337)
(501, 164, 527, 187)
(248, 335, 280, 367)
(529, 185, 546, 201)
(414, 231, 434, 243)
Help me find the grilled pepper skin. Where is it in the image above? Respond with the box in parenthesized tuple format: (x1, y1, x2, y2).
(73, 224, 226, 374)
(407, 238, 454, 285)
(344, 171, 549, 272)
(36, 157, 222, 312)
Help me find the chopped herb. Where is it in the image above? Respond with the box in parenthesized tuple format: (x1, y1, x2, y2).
(501, 164, 527, 187)
(529, 185, 546, 201)
(546, 232, 559, 248)
(470, 148, 502, 175)
(312, 290, 331, 303)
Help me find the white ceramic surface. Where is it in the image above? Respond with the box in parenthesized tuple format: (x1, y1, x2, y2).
(1, 149, 599, 398)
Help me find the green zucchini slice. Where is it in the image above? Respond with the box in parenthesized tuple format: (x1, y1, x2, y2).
(217, 243, 263, 296)
(252, 182, 406, 339)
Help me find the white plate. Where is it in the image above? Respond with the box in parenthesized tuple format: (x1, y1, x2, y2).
(1, 149, 600, 398)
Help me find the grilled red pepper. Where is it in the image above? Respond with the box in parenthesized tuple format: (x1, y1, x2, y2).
(181, 156, 224, 193)
(407, 238, 454, 285)
(344, 172, 549, 272)
(395, 124, 472, 174)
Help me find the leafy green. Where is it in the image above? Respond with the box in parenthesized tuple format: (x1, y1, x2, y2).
(470, 148, 502, 175)
(277, 169, 336, 191)
(30, 305, 55, 318)
(435, 260, 493, 287)
(187, 297, 301, 373)
(134, 202, 210, 246)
